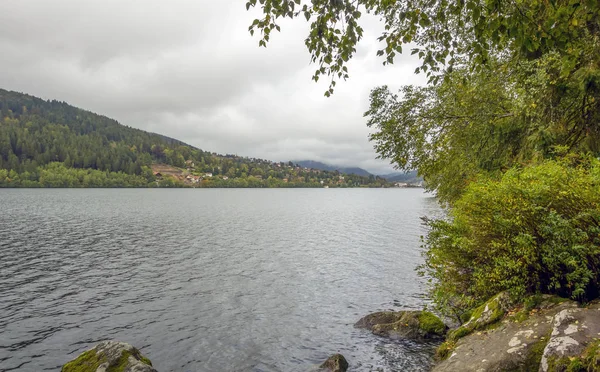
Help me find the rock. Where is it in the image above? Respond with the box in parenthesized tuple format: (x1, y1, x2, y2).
(540, 301, 600, 371)
(464, 292, 513, 331)
(440, 292, 514, 348)
(432, 295, 590, 372)
(354, 310, 447, 340)
(62, 341, 156, 372)
(319, 354, 348, 372)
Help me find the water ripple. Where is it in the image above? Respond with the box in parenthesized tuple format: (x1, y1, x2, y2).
(0, 189, 442, 371)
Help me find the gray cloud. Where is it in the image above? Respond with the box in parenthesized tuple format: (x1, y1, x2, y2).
(0, 0, 425, 174)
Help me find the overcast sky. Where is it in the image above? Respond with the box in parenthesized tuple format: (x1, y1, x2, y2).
(0, 1, 425, 174)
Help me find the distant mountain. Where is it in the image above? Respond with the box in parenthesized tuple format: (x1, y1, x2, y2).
(293, 160, 373, 177)
(379, 170, 422, 183)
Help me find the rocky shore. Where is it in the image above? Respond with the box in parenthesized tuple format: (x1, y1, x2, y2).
(63, 294, 600, 371)
(433, 294, 600, 372)
(353, 294, 600, 372)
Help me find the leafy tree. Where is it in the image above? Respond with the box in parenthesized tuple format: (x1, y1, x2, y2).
(247, 0, 599, 92)
(248, 2, 600, 197)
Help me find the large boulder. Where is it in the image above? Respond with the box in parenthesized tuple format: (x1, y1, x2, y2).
(62, 341, 156, 372)
(354, 310, 447, 340)
(540, 302, 600, 371)
(432, 296, 600, 372)
(319, 354, 349, 372)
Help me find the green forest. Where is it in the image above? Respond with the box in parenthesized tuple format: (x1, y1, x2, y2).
(246, 0, 600, 325)
(0, 89, 389, 188)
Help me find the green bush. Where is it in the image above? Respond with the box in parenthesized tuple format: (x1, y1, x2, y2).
(423, 157, 600, 317)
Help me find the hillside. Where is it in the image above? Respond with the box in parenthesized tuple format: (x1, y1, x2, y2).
(293, 160, 372, 177)
(0, 89, 390, 188)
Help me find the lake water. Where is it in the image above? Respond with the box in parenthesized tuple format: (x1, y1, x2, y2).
(0, 189, 442, 372)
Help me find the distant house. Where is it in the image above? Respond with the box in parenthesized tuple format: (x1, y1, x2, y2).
(204, 173, 213, 177)
(185, 174, 201, 184)
(185, 160, 195, 168)
(222, 176, 229, 180)
(282, 178, 288, 183)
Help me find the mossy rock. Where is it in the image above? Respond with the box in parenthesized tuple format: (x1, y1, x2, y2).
(447, 326, 471, 342)
(467, 292, 510, 328)
(445, 292, 513, 344)
(355, 310, 447, 340)
(548, 340, 600, 372)
(62, 349, 106, 372)
(319, 354, 349, 372)
(62, 341, 155, 372)
(546, 341, 600, 372)
(540, 302, 600, 372)
(419, 311, 447, 335)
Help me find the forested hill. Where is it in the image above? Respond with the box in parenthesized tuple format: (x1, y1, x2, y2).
(0, 89, 390, 188)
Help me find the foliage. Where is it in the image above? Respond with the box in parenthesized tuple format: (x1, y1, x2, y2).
(365, 50, 600, 203)
(365, 62, 521, 202)
(246, 0, 599, 93)
(0, 163, 154, 188)
(423, 157, 600, 316)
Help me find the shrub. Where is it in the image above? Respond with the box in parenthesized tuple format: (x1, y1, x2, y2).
(423, 156, 600, 317)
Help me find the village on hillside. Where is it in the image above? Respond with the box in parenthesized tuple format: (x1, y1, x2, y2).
(150, 159, 397, 188)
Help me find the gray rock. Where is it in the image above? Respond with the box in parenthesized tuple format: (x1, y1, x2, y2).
(62, 341, 156, 372)
(354, 310, 447, 340)
(319, 354, 348, 372)
(433, 299, 578, 372)
(540, 302, 600, 371)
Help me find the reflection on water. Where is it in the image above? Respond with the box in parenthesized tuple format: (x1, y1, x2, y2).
(0, 188, 441, 371)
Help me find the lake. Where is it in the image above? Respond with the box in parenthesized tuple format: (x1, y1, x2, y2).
(0, 189, 442, 371)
